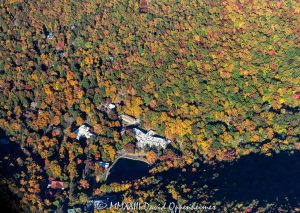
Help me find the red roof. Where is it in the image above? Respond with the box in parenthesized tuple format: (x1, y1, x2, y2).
(49, 181, 64, 189)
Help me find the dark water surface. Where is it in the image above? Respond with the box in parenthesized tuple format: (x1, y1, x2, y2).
(213, 152, 300, 203)
(106, 151, 300, 208)
(106, 158, 150, 183)
(156, 151, 300, 209)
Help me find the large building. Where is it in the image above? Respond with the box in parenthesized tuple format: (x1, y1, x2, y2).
(74, 125, 95, 140)
(133, 128, 171, 149)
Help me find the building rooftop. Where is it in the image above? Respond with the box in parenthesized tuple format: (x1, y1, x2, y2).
(74, 125, 95, 140)
(97, 161, 110, 169)
(119, 114, 140, 126)
(108, 103, 116, 109)
(47, 180, 65, 190)
(133, 128, 171, 149)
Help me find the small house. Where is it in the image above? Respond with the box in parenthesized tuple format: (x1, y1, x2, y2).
(97, 161, 109, 169)
(119, 114, 140, 126)
(108, 103, 116, 109)
(74, 125, 95, 140)
(47, 179, 65, 190)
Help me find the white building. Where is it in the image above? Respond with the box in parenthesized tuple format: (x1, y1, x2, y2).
(119, 114, 140, 126)
(74, 125, 95, 140)
(108, 103, 116, 109)
(133, 128, 170, 149)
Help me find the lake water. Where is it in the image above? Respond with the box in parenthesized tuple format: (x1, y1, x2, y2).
(106, 158, 150, 183)
(156, 151, 300, 209)
(105, 151, 300, 209)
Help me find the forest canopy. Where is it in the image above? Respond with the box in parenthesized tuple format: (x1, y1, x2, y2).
(0, 0, 299, 212)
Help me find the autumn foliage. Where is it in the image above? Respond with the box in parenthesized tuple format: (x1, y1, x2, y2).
(0, 0, 299, 212)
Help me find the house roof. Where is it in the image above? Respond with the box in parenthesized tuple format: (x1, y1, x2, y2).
(108, 103, 116, 109)
(74, 124, 95, 140)
(97, 161, 109, 168)
(49, 181, 64, 189)
(119, 115, 140, 125)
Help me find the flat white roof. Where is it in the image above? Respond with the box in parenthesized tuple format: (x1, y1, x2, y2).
(75, 125, 95, 140)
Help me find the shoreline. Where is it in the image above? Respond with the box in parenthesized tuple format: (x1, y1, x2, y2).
(104, 153, 150, 181)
